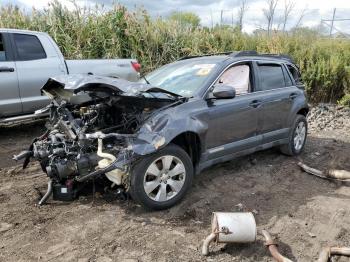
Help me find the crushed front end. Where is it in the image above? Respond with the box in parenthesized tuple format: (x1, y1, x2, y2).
(14, 75, 182, 204)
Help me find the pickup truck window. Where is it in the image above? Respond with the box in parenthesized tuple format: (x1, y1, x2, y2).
(13, 33, 47, 61)
(0, 34, 6, 61)
(258, 64, 286, 91)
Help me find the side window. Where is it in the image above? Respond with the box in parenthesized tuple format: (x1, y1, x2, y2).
(258, 64, 285, 91)
(217, 64, 250, 95)
(13, 33, 46, 61)
(287, 64, 303, 85)
(283, 66, 293, 86)
(0, 34, 6, 61)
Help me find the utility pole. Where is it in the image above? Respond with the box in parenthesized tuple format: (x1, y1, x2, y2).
(220, 10, 223, 26)
(329, 8, 336, 37)
(232, 11, 234, 28)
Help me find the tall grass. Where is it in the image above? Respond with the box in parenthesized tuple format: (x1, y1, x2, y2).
(1, 1, 350, 104)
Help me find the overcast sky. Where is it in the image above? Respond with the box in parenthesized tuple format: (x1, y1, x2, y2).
(2, 0, 350, 34)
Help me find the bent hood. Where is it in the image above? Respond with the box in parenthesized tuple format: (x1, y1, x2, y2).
(41, 74, 181, 100)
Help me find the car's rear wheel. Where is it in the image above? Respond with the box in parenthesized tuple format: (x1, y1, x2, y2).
(280, 114, 307, 156)
(129, 144, 193, 210)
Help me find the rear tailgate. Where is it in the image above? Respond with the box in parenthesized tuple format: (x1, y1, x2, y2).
(66, 59, 140, 82)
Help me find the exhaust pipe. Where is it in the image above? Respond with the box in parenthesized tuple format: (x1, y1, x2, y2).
(261, 230, 293, 262)
(13, 150, 32, 161)
(38, 180, 53, 206)
(202, 212, 256, 256)
(202, 233, 216, 256)
(298, 162, 350, 181)
(317, 247, 350, 262)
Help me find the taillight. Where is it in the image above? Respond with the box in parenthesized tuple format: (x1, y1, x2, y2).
(131, 61, 141, 72)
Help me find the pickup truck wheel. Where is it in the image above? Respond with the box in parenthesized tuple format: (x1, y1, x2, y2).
(129, 144, 193, 210)
(280, 114, 308, 156)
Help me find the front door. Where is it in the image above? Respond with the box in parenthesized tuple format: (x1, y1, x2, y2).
(0, 33, 21, 118)
(205, 63, 260, 160)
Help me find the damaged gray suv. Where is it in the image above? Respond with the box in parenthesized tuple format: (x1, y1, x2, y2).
(15, 51, 309, 210)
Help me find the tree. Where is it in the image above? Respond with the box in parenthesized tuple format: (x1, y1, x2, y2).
(282, 0, 295, 32)
(237, 0, 248, 32)
(263, 0, 279, 35)
(168, 11, 200, 28)
(294, 7, 307, 29)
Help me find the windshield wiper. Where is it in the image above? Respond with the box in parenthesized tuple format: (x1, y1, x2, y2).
(141, 74, 150, 85)
(145, 87, 183, 99)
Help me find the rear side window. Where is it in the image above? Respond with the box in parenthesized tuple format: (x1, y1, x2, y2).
(258, 64, 285, 91)
(0, 34, 6, 61)
(287, 64, 303, 85)
(13, 34, 46, 61)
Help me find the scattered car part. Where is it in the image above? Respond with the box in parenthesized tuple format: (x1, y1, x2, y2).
(261, 230, 293, 262)
(317, 246, 350, 262)
(298, 162, 350, 181)
(202, 212, 256, 256)
(96, 136, 125, 185)
(38, 180, 53, 206)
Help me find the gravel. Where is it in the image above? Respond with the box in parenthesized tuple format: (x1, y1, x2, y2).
(308, 104, 350, 131)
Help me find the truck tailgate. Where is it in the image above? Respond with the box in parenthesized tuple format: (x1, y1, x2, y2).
(66, 59, 139, 82)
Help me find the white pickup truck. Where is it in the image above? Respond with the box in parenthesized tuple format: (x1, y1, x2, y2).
(0, 28, 140, 123)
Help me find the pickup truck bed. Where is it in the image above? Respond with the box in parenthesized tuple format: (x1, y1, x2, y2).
(0, 28, 140, 122)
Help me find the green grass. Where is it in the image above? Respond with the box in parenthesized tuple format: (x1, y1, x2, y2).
(1, 1, 350, 104)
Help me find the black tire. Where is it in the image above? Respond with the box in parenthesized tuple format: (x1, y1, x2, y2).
(280, 114, 308, 156)
(129, 144, 193, 210)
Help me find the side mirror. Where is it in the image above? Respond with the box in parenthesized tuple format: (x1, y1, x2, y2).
(212, 84, 236, 99)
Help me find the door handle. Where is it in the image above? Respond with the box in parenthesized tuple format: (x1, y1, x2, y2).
(249, 100, 262, 108)
(289, 93, 298, 99)
(0, 67, 15, 72)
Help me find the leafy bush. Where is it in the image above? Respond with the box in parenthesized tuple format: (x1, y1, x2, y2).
(1, 1, 350, 104)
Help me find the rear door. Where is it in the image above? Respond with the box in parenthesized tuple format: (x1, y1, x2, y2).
(0, 32, 22, 117)
(254, 62, 298, 144)
(11, 33, 65, 114)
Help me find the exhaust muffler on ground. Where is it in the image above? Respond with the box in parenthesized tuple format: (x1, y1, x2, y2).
(202, 212, 257, 256)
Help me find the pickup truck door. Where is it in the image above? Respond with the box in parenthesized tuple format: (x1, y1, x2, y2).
(0, 32, 22, 117)
(11, 33, 66, 114)
(205, 62, 260, 160)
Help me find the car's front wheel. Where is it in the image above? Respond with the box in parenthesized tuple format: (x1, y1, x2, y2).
(280, 114, 308, 156)
(129, 144, 193, 210)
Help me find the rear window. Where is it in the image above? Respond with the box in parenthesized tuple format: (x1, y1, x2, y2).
(258, 64, 285, 91)
(13, 33, 46, 61)
(287, 64, 303, 85)
(0, 34, 6, 61)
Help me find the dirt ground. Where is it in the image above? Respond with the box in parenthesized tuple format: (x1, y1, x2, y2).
(0, 112, 349, 262)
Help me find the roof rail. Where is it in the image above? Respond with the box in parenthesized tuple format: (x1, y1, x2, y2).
(229, 50, 258, 57)
(178, 50, 293, 62)
(178, 52, 234, 61)
(258, 53, 293, 62)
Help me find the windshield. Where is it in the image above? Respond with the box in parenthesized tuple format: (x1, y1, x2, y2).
(140, 59, 219, 97)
